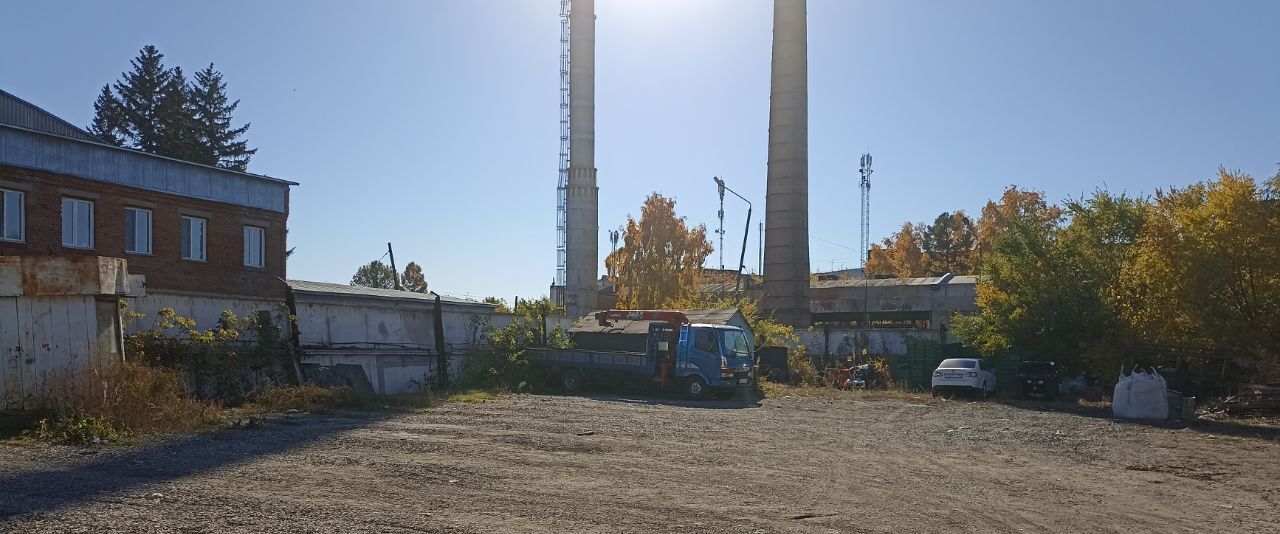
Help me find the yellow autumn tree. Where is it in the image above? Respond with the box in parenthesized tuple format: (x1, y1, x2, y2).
(975, 186, 1063, 266)
(864, 242, 893, 277)
(1116, 169, 1280, 377)
(864, 223, 930, 278)
(605, 193, 714, 309)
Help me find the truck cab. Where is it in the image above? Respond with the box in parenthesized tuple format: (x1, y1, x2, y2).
(676, 324, 755, 398)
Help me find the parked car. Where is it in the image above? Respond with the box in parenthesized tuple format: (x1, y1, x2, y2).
(1017, 361, 1059, 399)
(932, 358, 997, 398)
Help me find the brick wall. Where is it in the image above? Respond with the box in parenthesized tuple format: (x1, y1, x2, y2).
(0, 164, 289, 298)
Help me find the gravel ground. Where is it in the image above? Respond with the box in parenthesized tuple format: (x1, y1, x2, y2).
(1, 392, 1277, 533)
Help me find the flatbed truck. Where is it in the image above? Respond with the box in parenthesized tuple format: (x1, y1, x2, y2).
(525, 310, 755, 399)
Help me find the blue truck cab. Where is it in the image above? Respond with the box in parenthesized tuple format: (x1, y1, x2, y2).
(525, 311, 756, 399)
(676, 324, 755, 398)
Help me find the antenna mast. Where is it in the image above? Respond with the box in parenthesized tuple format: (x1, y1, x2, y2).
(554, 0, 571, 292)
(859, 153, 873, 267)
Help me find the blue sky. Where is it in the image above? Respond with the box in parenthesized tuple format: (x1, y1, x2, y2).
(3, 0, 1277, 301)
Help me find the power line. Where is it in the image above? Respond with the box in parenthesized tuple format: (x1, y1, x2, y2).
(809, 234, 861, 253)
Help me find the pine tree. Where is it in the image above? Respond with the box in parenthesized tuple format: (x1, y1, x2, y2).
(113, 45, 175, 154)
(91, 46, 255, 170)
(190, 64, 256, 171)
(88, 84, 126, 146)
(154, 66, 205, 163)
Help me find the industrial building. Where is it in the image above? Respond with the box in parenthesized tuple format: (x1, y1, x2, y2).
(803, 274, 978, 359)
(0, 89, 295, 328)
(286, 280, 500, 395)
(0, 256, 139, 408)
(0, 88, 514, 397)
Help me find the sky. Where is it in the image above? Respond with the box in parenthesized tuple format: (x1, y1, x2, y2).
(2, 0, 1278, 302)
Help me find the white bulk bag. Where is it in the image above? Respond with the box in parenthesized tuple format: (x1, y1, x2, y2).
(1112, 368, 1169, 420)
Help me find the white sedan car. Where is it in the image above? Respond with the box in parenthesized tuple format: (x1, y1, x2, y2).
(932, 358, 997, 398)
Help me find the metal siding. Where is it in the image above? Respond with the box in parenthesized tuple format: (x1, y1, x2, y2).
(1, 298, 21, 409)
(0, 127, 291, 212)
(18, 297, 39, 403)
(0, 92, 104, 144)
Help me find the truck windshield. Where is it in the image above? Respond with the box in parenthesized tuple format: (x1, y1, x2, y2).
(723, 330, 752, 357)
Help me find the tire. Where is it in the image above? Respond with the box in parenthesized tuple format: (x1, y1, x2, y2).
(684, 376, 708, 400)
(976, 383, 988, 400)
(562, 369, 583, 392)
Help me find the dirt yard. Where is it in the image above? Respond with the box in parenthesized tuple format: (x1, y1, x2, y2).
(1, 392, 1277, 533)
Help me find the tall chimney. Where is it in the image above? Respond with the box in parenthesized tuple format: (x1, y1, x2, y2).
(762, 0, 810, 328)
(565, 0, 599, 318)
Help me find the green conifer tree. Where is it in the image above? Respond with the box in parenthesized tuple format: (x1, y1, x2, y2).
(190, 64, 256, 171)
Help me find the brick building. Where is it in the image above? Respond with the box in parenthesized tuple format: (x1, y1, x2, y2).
(0, 89, 296, 327)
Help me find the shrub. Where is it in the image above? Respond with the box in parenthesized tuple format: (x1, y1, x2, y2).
(124, 306, 294, 404)
(36, 416, 123, 445)
(787, 345, 823, 386)
(36, 361, 220, 443)
(462, 298, 569, 391)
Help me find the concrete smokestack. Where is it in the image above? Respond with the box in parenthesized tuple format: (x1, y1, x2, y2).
(762, 0, 810, 328)
(565, 0, 599, 318)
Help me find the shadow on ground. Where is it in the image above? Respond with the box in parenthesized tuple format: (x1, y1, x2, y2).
(0, 410, 396, 520)
(992, 396, 1280, 441)
(586, 393, 762, 410)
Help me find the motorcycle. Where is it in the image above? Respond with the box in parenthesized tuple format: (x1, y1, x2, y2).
(846, 364, 880, 390)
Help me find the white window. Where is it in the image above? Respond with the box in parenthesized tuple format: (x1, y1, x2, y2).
(0, 190, 23, 242)
(181, 216, 206, 261)
(124, 207, 152, 254)
(61, 198, 94, 249)
(243, 225, 264, 268)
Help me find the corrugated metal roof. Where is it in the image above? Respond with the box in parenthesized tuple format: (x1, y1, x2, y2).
(286, 279, 492, 306)
(568, 308, 745, 334)
(811, 275, 978, 289)
(0, 125, 295, 212)
(0, 89, 106, 144)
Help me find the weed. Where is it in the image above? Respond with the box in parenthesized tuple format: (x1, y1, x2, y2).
(382, 388, 502, 412)
(245, 384, 365, 412)
(757, 377, 934, 402)
(36, 415, 123, 445)
(787, 345, 823, 386)
(38, 361, 220, 439)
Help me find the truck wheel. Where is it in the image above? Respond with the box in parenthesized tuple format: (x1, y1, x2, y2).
(562, 370, 583, 392)
(684, 376, 707, 400)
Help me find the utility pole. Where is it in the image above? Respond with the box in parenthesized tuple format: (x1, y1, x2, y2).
(715, 177, 726, 270)
(713, 177, 752, 292)
(387, 242, 402, 291)
(758, 221, 763, 275)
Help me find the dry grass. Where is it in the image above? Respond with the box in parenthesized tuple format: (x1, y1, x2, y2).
(757, 378, 934, 403)
(383, 388, 502, 412)
(21, 359, 506, 446)
(36, 361, 221, 444)
(242, 385, 504, 414)
(243, 384, 366, 413)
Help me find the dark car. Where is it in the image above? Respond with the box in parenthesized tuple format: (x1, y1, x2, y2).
(1018, 361, 1059, 399)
